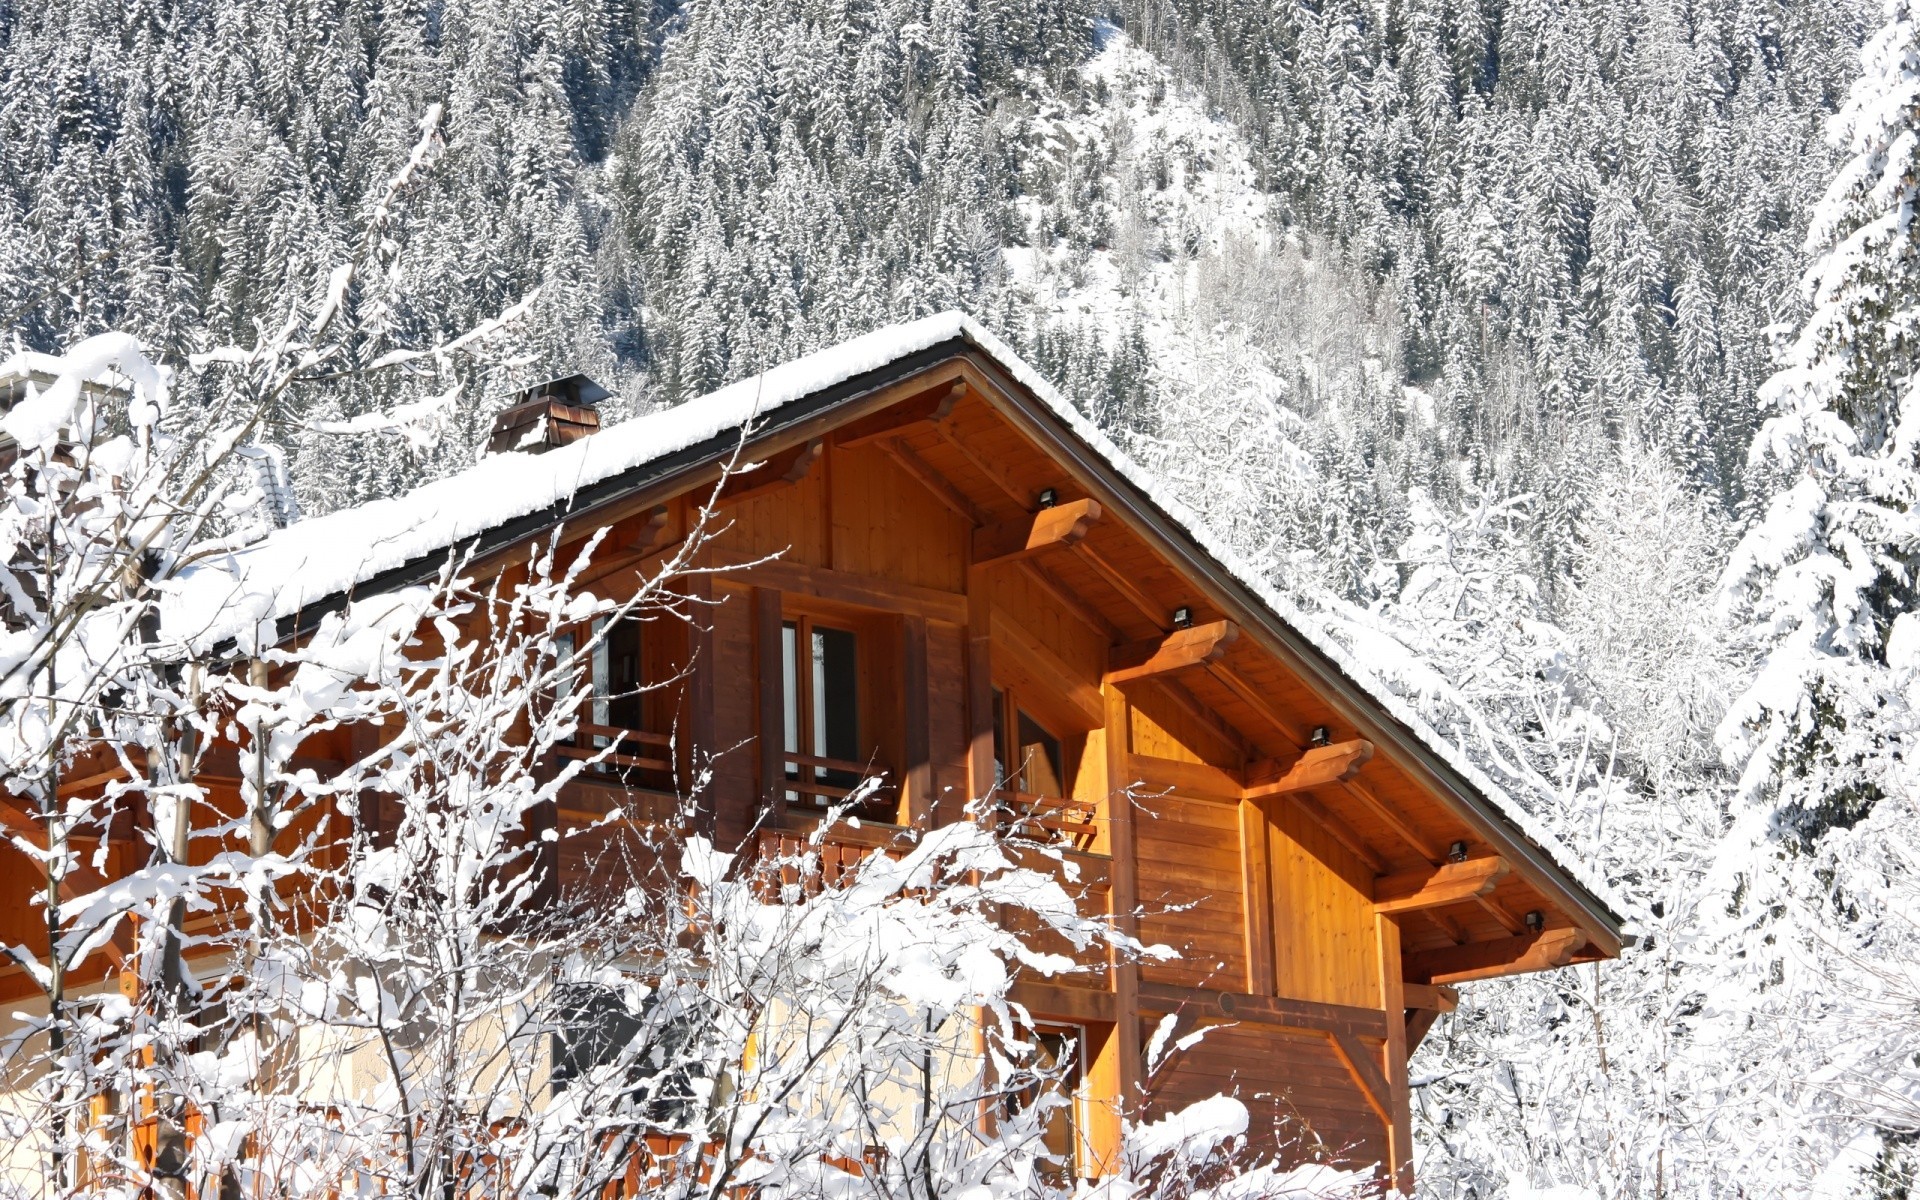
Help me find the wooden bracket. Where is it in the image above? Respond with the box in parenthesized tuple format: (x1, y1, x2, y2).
(972, 498, 1103, 569)
(1406, 927, 1588, 985)
(1373, 856, 1511, 914)
(1328, 1032, 1394, 1127)
(1406, 1007, 1443, 1054)
(718, 438, 824, 506)
(1243, 740, 1374, 801)
(1402, 982, 1459, 1014)
(1106, 619, 1239, 685)
(834, 382, 963, 448)
(625, 504, 671, 555)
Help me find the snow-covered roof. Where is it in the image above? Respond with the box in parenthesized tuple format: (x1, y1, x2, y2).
(162, 312, 1625, 932)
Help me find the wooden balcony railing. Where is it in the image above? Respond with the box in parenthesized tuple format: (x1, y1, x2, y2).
(780, 750, 895, 818)
(997, 790, 1101, 851)
(557, 723, 674, 774)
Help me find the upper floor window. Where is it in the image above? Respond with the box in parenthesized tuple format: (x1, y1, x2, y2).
(991, 686, 1096, 849)
(554, 613, 673, 788)
(781, 617, 880, 810)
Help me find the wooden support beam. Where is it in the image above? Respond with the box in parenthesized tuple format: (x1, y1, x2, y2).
(1374, 913, 1414, 1194)
(964, 568, 996, 824)
(1373, 856, 1511, 914)
(709, 553, 968, 625)
(1103, 684, 1145, 1119)
(1207, 661, 1313, 746)
(1340, 778, 1448, 865)
(1406, 1007, 1443, 1054)
(1242, 740, 1374, 801)
(717, 438, 823, 506)
(1010, 980, 1118, 1025)
(1106, 620, 1239, 685)
(993, 607, 1106, 727)
(1278, 790, 1390, 875)
(1240, 798, 1275, 996)
(1328, 1031, 1394, 1129)
(1072, 541, 1170, 632)
(1476, 893, 1530, 936)
(1405, 927, 1588, 985)
(1402, 982, 1459, 1014)
(1426, 909, 1471, 944)
(684, 570, 719, 835)
(972, 498, 1103, 569)
(877, 438, 985, 526)
(833, 382, 962, 448)
(1018, 559, 1123, 642)
(1135, 981, 1391, 1039)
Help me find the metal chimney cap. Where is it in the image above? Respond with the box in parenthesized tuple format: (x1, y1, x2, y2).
(515, 373, 610, 409)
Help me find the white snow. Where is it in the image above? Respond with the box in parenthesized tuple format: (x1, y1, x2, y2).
(162, 311, 1623, 923)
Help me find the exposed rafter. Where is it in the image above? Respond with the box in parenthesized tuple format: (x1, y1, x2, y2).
(833, 381, 962, 448)
(717, 438, 824, 506)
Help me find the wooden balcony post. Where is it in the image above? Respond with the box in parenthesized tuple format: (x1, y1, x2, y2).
(1376, 913, 1414, 1194)
(754, 587, 787, 829)
(964, 566, 995, 824)
(902, 614, 933, 829)
(1093, 682, 1143, 1155)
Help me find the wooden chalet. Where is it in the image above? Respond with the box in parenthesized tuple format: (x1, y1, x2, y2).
(0, 315, 1626, 1191)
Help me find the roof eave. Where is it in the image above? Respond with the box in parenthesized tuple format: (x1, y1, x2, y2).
(953, 341, 1629, 949)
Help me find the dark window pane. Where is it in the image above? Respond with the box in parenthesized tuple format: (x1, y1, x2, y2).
(607, 616, 643, 731)
(1017, 710, 1064, 796)
(812, 626, 859, 768)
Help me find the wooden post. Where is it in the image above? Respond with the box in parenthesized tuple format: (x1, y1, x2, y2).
(1103, 683, 1143, 1120)
(1376, 913, 1414, 1194)
(964, 566, 996, 821)
(753, 587, 786, 830)
(902, 615, 933, 829)
(685, 570, 718, 837)
(1240, 797, 1275, 996)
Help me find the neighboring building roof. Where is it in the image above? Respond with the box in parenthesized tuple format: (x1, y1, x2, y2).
(162, 312, 1627, 935)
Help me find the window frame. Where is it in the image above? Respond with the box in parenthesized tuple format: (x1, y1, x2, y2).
(773, 604, 898, 819)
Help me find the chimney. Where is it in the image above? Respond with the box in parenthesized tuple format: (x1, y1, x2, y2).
(487, 374, 608, 455)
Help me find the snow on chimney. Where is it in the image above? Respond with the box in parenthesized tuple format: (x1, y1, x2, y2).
(486, 374, 607, 455)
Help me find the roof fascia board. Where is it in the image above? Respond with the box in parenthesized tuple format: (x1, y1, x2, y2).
(953, 347, 1626, 948)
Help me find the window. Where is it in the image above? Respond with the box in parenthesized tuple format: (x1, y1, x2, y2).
(991, 689, 1066, 797)
(553, 615, 673, 787)
(551, 982, 708, 1129)
(1005, 1024, 1085, 1185)
(990, 687, 1096, 847)
(781, 618, 870, 807)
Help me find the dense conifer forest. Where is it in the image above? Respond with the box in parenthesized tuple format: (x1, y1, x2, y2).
(8, 0, 1920, 1192)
